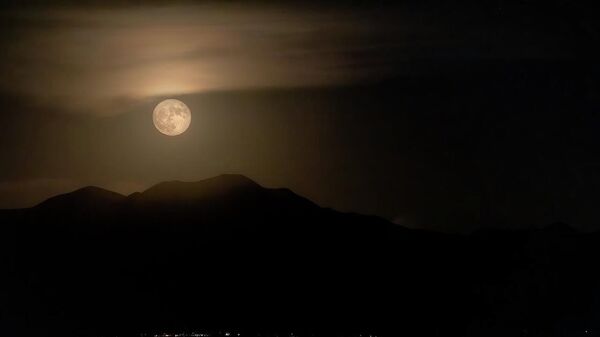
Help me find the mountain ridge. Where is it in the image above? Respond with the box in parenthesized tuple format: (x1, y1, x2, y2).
(34, 185, 126, 210)
(32, 174, 263, 208)
(1, 175, 598, 337)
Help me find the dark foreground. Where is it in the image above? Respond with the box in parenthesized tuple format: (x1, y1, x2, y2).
(1, 175, 599, 337)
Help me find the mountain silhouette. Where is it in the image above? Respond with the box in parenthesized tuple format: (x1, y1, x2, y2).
(1, 175, 599, 337)
(138, 174, 263, 201)
(20, 174, 405, 242)
(35, 186, 126, 210)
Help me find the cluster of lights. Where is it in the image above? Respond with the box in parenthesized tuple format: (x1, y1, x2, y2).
(151, 332, 242, 337)
(146, 332, 378, 337)
(152, 333, 210, 337)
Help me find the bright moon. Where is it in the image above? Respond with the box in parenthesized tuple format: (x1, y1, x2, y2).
(152, 99, 192, 136)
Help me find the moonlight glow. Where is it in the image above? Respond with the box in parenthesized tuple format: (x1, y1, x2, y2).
(152, 99, 192, 136)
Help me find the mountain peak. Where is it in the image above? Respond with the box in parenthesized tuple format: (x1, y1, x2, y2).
(198, 174, 260, 188)
(138, 174, 263, 202)
(35, 186, 125, 209)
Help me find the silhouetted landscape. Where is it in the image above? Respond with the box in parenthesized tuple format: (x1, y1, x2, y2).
(1, 174, 599, 337)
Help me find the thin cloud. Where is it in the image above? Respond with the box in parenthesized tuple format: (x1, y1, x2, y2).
(0, 4, 407, 115)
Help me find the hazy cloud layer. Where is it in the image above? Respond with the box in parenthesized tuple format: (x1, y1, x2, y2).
(0, 4, 406, 114)
(1, 2, 593, 115)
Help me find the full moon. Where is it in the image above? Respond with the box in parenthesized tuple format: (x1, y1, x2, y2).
(152, 99, 192, 136)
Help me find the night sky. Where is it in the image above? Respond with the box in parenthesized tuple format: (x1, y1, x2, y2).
(0, 0, 598, 232)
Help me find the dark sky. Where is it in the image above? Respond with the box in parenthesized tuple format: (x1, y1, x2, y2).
(0, 0, 599, 232)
